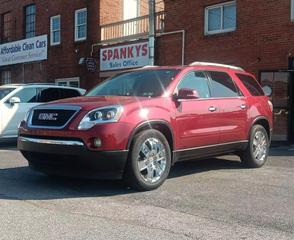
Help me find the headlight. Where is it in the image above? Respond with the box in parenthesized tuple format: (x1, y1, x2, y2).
(78, 105, 123, 130)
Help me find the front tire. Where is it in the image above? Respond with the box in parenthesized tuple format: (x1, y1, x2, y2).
(125, 129, 171, 191)
(240, 124, 270, 168)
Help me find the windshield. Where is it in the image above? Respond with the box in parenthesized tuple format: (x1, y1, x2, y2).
(0, 88, 16, 100)
(87, 69, 180, 97)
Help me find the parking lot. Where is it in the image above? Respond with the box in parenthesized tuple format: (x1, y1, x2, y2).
(0, 143, 293, 240)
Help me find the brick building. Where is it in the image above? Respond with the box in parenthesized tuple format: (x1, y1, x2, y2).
(0, 0, 102, 90)
(0, 0, 163, 88)
(0, 0, 293, 141)
(156, 0, 293, 141)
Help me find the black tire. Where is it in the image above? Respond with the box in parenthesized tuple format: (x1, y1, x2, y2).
(240, 124, 269, 168)
(124, 129, 171, 191)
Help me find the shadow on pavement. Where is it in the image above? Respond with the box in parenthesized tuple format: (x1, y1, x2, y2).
(169, 157, 241, 179)
(269, 147, 294, 157)
(0, 142, 17, 151)
(0, 157, 244, 201)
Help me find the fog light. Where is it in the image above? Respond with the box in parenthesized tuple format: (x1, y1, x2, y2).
(93, 138, 102, 148)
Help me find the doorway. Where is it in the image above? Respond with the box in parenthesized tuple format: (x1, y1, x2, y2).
(260, 71, 290, 141)
(123, 0, 140, 36)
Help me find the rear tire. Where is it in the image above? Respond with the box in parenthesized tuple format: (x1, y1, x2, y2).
(240, 124, 269, 168)
(124, 129, 171, 191)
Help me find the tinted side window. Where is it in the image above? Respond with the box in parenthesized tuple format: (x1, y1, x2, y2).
(13, 88, 37, 103)
(236, 74, 264, 96)
(177, 71, 211, 98)
(208, 71, 239, 98)
(59, 89, 81, 99)
(38, 88, 60, 102)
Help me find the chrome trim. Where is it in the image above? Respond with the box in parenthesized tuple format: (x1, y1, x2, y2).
(28, 104, 81, 130)
(78, 105, 124, 130)
(173, 140, 248, 153)
(18, 136, 84, 146)
(189, 62, 245, 72)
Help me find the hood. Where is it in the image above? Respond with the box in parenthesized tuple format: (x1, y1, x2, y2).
(43, 96, 151, 111)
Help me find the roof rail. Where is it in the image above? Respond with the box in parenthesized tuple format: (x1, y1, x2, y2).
(189, 62, 245, 71)
(141, 65, 159, 68)
(25, 83, 56, 85)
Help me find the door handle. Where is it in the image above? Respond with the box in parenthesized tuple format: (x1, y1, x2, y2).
(240, 104, 247, 109)
(208, 106, 217, 112)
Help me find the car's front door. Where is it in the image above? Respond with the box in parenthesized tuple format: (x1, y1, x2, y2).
(174, 71, 221, 150)
(206, 71, 248, 143)
(1, 87, 38, 137)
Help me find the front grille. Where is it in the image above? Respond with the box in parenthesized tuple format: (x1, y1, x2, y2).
(30, 108, 78, 128)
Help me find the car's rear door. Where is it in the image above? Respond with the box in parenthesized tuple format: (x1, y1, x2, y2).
(174, 71, 221, 150)
(206, 71, 248, 143)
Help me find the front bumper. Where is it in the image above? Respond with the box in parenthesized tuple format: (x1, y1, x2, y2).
(18, 136, 129, 179)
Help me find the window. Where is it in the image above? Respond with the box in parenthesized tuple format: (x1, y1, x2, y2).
(55, 77, 80, 87)
(177, 71, 211, 98)
(24, 4, 36, 38)
(59, 89, 81, 99)
(38, 88, 81, 102)
(1, 12, 12, 43)
(236, 74, 264, 96)
(50, 15, 61, 45)
(13, 88, 37, 103)
(205, 1, 236, 35)
(292, 0, 294, 21)
(75, 8, 87, 41)
(1, 71, 11, 85)
(0, 87, 15, 100)
(208, 71, 239, 98)
(87, 70, 180, 97)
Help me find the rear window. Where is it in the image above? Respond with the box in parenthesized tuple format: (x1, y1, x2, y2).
(59, 89, 81, 99)
(38, 88, 81, 102)
(236, 74, 264, 96)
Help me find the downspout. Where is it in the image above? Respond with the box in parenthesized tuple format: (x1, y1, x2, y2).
(148, 0, 156, 66)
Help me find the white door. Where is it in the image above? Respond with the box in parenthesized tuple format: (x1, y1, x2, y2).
(1, 87, 39, 138)
(123, 0, 139, 20)
(123, 0, 139, 35)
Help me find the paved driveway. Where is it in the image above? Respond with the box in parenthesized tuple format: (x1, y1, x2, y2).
(0, 143, 293, 240)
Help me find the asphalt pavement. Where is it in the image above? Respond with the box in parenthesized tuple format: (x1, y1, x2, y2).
(0, 143, 293, 240)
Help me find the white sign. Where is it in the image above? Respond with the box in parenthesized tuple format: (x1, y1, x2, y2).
(0, 35, 48, 66)
(100, 41, 149, 71)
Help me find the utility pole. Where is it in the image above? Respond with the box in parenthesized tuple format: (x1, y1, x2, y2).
(148, 0, 156, 66)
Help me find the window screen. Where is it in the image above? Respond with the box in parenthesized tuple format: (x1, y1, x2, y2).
(24, 4, 36, 38)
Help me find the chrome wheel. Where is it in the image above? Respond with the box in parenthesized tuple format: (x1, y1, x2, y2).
(252, 130, 268, 162)
(137, 138, 167, 183)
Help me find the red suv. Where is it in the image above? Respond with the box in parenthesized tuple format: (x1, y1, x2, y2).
(18, 62, 273, 191)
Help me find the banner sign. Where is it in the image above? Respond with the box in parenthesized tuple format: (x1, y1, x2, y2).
(0, 35, 48, 66)
(100, 41, 149, 71)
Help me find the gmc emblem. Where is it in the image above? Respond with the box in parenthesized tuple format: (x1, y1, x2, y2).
(38, 113, 58, 121)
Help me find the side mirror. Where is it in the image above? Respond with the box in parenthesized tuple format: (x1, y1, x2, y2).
(176, 88, 200, 100)
(9, 97, 21, 105)
(262, 85, 272, 97)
